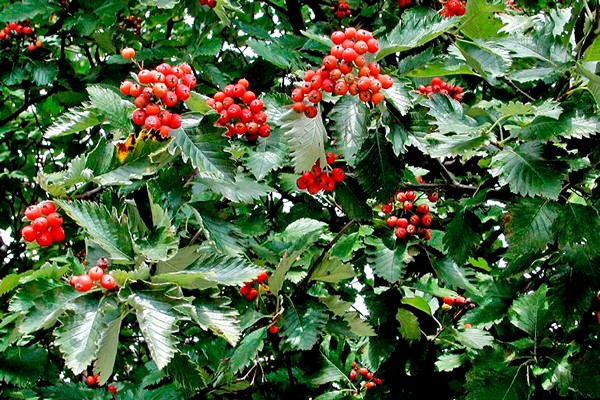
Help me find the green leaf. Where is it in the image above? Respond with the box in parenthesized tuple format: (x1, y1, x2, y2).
(443, 208, 481, 266)
(309, 352, 348, 386)
(423, 94, 485, 134)
(55, 200, 135, 262)
(0, 346, 57, 386)
(248, 39, 302, 69)
(435, 353, 467, 372)
(54, 296, 120, 375)
(87, 86, 134, 139)
(156, 246, 201, 275)
(378, 7, 459, 59)
(453, 40, 509, 85)
(516, 113, 599, 141)
(330, 96, 368, 164)
(245, 129, 286, 181)
(382, 78, 413, 116)
(396, 308, 421, 340)
(166, 352, 208, 392)
(465, 350, 529, 400)
(584, 36, 600, 61)
(355, 131, 405, 202)
(170, 114, 235, 179)
(185, 92, 215, 114)
(280, 300, 329, 352)
(490, 141, 568, 199)
(343, 313, 376, 337)
(310, 255, 355, 283)
(0, 0, 58, 21)
(10, 280, 85, 335)
(38, 154, 90, 196)
(505, 198, 559, 254)
(280, 109, 327, 173)
(194, 174, 273, 203)
(508, 284, 550, 338)
(455, 328, 494, 349)
(122, 283, 187, 370)
(402, 296, 432, 316)
(45, 106, 101, 138)
(152, 253, 262, 289)
(192, 297, 241, 346)
(229, 327, 266, 374)
(365, 237, 413, 283)
(93, 314, 123, 385)
(555, 203, 600, 258)
(459, 0, 506, 39)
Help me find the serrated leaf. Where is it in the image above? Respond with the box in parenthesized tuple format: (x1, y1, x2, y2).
(310, 255, 355, 283)
(245, 129, 286, 181)
(402, 296, 432, 316)
(490, 141, 567, 199)
(555, 203, 600, 257)
(0, 0, 58, 21)
(280, 109, 327, 173)
(93, 313, 123, 385)
(247, 39, 302, 69)
(455, 328, 494, 349)
(382, 78, 413, 116)
(122, 283, 186, 369)
(86, 86, 134, 139)
(355, 131, 405, 202)
(460, 0, 506, 39)
(55, 200, 134, 262)
(194, 174, 273, 203)
(280, 301, 329, 352)
(396, 308, 421, 340)
(184, 92, 214, 114)
(10, 280, 85, 335)
(435, 353, 467, 372)
(229, 327, 266, 374)
(320, 295, 353, 316)
(424, 94, 485, 134)
(0, 346, 57, 386)
(38, 154, 90, 196)
(309, 352, 348, 386)
(505, 198, 559, 254)
(156, 246, 201, 275)
(454, 40, 509, 85)
(442, 208, 481, 266)
(169, 114, 235, 179)
(365, 237, 413, 283)
(508, 284, 550, 338)
(584, 36, 600, 61)
(378, 7, 458, 59)
(330, 96, 368, 164)
(152, 253, 262, 289)
(343, 313, 376, 336)
(192, 297, 241, 346)
(45, 105, 101, 138)
(54, 296, 120, 375)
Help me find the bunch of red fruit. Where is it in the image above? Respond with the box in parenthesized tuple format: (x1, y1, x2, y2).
(290, 27, 393, 118)
(21, 201, 65, 247)
(382, 190, 439, 241)
(119, 49, 193, 139)
(70, 257, 117, 292)
(199, 0, 216, 8)
(417, 76, 463, 102)
(0, 20, 42, 52)
(440, 0, 466, 17)
(240, 271, 269, 301)
(397, 0, 412, 7)
(84, 374, 117, 395)
(348, 361, 383, 390)
(119, 15, 143, 36)
(296, 152, 345, 195)
(206, 78, 271, 141)
(441, 295, 475, 311)
(331, 0, 352, 19)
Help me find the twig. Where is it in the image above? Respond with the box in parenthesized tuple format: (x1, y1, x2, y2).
(73, 185, 104, 199)
(502, 77, 536, 102)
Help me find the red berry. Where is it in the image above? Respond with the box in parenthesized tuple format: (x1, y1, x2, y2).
(330, 168, 345, 182)
(119, 80, 133, 95)
(144, 115, 161, 131)
(85, 375, 98, 386)
(421, 214, 433, 226)
(352, 361, 357, 368)
(464, 323, 473, 329)
(428, 192, 439, 202)
(394, 227, 407, 239)
(24, 205, 42, 221)
(258, 124, 271, 138)
(357, 367, 369, 377)
(137, 69, 154, 84)
(249, 99, 264, 113)
(246, 288, 258, 301)
(39, 201, 56, 215)
(88, 266, 104, 281)
(121, 47, 135, 59)
(403, 201, 413, 211)
(325, 151, 336, 165)
(442, 297, 455, 306)
(21, 225, 37, 242)
(97, 257, 109, 269)
(108, 385, 117, 395)
(386, 216, 398, 228)
(330, 30, 345, 45)
(409, 214, 420, 226)
(50, 226, 65, 242)
(256, 271, 268, 283)
(365, 381, 377, 389)
(454, 296, 467, 306)
(32, 217, 49, 232)
(101, 274, 117, 290)
(46, 212, 63, 228)
(175, 84, 191, 100)
(268, 325, 279, 334)
(349, 369, 357, 380)
(169, 113, 182, 129)
(381, 204, 392, 214)
(405, 190, 416, 201)
(373, 378, 383, 385)
(417, 204, 429, 214)
(304, 106, 318, 118)
(406, 224, 416, 235)
(132, 109, 146, 125)
(75, 275, 93, 292)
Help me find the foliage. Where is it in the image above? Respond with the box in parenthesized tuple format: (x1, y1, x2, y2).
(0, 0, 599, 398)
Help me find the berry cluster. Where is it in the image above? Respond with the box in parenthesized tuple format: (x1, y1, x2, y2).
(417, 77, 463, 102)
(120, 55, 194, 139)
(441, 295, 475, 311)
(21, 201, 65, 247)
(70, 257, 117, 292)
(119, 15, 143, 36)
(440, 0, 466, 17)
(206, 79, 271, 141)
(296, 152, 345, 195)
(239, 271, 268, 301)
(382, 190, 439, 241)
(331, 0, 351, 19)
(199, 0, 217, 8)
(348, 361, 383, 391)
(0, 20, 42, 52)
(290, 27, 393, 118)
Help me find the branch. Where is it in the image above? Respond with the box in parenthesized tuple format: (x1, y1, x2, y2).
(73, 185, 104, 199)
(284, 0, 306, 34)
